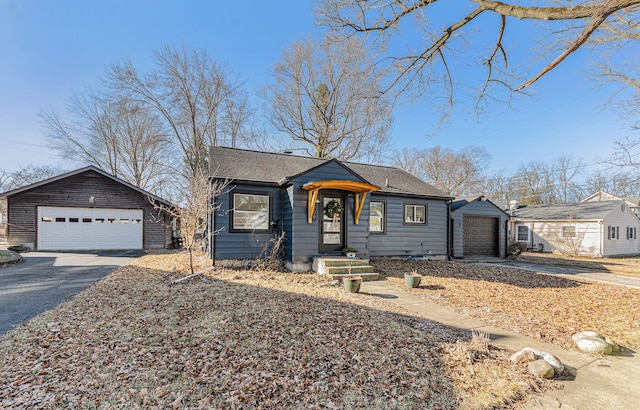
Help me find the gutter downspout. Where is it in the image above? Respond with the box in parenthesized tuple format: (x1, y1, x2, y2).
(209, 180, 216, 266)
(446, 199, 452, 260)
(599, 220, 604, 257)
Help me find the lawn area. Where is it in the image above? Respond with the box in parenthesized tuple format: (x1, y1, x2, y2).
(0, 250, 13, 263)
(519, 252, 640, 277)
(0, 252, 545, 409)
(373, 259, 640, 350)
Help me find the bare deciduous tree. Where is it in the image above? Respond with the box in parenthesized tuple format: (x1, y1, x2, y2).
(317, 0, 640, 112)
(0, 165, 67, 220)
(263, 35, 394, 162)
(393, 145, 489, 196)
(151, 169, 228, 275)
(41, 91, 171, 192)
(108, 45, 251, 179)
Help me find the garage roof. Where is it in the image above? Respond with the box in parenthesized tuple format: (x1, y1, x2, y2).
(0, 165, 172, 207)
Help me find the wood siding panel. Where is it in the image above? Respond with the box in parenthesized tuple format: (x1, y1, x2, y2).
(369, 196, 448, 257)
(213, 184, 283, 260)
(7, 170, 171, 249)
(288, 161, 368, 262)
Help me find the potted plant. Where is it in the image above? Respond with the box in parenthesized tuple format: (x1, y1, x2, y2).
(342, 275, 362, 293)
(404, 270, 422, 288)
(342, 246, 358, 258)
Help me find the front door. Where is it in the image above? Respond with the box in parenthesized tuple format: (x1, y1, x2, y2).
(318, 193, 346, 253)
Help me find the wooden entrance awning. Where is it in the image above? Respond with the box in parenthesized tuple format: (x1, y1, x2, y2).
(302, 180, 380, 224)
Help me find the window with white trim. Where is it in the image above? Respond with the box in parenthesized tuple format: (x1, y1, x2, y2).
(561, 225, 577, 238)
(607, 225, 620, 240)
(231, 192, 270, 232)
(627, 226, 637, 240)
(404, 203, 426, 224)
(369, 201, 386, 233)
(516, 225, 529, 242)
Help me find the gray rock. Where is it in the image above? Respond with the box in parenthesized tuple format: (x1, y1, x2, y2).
(510, 348, 537, 363)
(572, 331, 614, 355)
(528, 359, 555, 379)
(510, 347, 564, 373)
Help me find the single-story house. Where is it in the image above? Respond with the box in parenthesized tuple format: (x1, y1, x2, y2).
(208, 147, 453, 272)
(450, 195, 509, 258)
(581, 191, 640, 219)
(509, 200, 640, 257)
(0, 166, 174, 251)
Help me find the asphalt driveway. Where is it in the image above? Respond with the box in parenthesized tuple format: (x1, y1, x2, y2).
(0, 251, 140, 335)
(495, 261, 640, 289)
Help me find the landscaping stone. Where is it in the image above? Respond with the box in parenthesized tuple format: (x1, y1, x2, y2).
(528, 359, 555, 379)
(510, 347, 564, 374)
(572, 331, 615, 355)
(509, 348, 537, 364)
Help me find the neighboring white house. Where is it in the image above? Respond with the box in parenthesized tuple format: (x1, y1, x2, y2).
(509, 200, 640, 257)
(581, 191, 640, 219)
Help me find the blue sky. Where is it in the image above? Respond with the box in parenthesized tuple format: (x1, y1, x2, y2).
(0, 0, 634, 177)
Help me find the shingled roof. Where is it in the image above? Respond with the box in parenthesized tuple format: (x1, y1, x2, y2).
(511, 200, 625, 221)
(209, 146, 450, 199)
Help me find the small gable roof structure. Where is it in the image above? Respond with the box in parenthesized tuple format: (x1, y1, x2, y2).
(450, 195, 509, 259)
(451, 195, 508, 214)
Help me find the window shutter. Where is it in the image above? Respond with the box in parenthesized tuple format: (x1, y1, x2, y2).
(608, 225, 611, 240)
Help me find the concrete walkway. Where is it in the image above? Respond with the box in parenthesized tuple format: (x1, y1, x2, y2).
(495, 261, 640, 289)
(361, 279, 640, 410)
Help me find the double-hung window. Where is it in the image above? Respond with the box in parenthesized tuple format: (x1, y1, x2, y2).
(231, 192, 271, 232)
(608, 225, 620, 240)
(627, 226, 637, 240)
(404, 203, 427, 224)
(369, 201, 386, 233)
(561, 225, 577, 238)
(516, 225, 529, 242)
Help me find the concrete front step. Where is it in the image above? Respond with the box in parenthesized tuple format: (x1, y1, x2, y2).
(330, 272, 380, 280)
(313, 256, 379, 280)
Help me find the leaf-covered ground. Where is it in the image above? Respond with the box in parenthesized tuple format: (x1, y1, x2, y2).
(0, 252, 546, 409)
(519, 252, 640, 277)
(373, 259, 640, 349)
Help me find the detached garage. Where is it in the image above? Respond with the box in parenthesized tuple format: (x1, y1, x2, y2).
(0, 166, 173, 251)
(450, 195, 509, 258)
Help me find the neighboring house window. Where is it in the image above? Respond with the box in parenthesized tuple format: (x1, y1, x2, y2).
(561, 225, 577, 238)
(516, 225, 529, 242)
(231, 192, 271, 232)
(404, 203, 427, 224)
(607, 225, 620, 240)
(369, 201, 386, 233)
(627, 227, 637, 240)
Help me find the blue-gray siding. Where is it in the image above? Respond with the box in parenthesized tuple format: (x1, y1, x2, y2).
(369, 195, 448, 257)
(288, 161, 366, 263)
(213, 160, 451, 263)
(213, 184, 283, 260)
(451, 200, 508, 258)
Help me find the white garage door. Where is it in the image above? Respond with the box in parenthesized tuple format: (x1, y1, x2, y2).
(37, 206, 143, 250)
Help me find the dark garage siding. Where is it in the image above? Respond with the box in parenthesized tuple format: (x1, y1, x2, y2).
(6, 169, 172, 249)
(463, 216, 499, 257)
